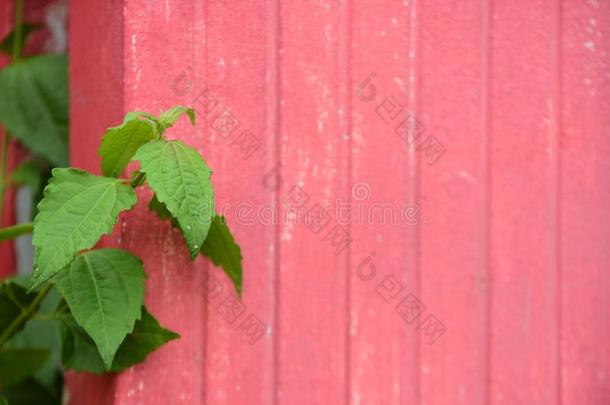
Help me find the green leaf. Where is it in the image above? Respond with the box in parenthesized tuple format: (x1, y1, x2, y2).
(6, 288, 62, 394)
(61, 307, 179, 373)
(0, 54, 68, 166)
(0, 348, 49, 386)
(148, 194, 179, 228)
(0, 281, 37, 342)
(11, 161, 43, 191)
(54, 249, 146, 369)
(99, 117, 157, 178)
(0, 377, 62, 405)
(0, 396, 6, 405)
(0, 23, 43, 56)
(59, 316, 105, 374)
(31, 169, 137, 288)
(109, 307, 179, 372)
(158, 106, 195, 129)
(122, 111, 158, 124)
(201, 216, 243, 296)
(134, 140, 214, 258)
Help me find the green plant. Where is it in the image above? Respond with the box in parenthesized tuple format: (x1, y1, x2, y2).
(0, 106, 243, 397)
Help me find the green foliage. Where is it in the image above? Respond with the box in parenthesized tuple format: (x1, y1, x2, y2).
(0, 55, 68, 166)
(6, 288, 63, 397)
(134, 140, 215, 258)
(0, 348, 49, 386)
(0, 377, 62, 405)
(10, 161, 42, 191)
(61, 307, 179, 373)
(148, 194, 179, 227)
(1, 105, 243, 385)
(99, 117, 157, 178)
(0, 281, 38, 342)
(0, 23, 42, 56)
(158, 105, 196, 129)
(54, 249, 146, 368)
(31, 169, 137, 289)
(201, 216, 243, 296)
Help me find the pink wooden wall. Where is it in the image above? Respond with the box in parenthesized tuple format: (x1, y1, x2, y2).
(69, 0, 610, 404)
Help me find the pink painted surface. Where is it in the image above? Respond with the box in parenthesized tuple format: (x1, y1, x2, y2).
(67, 1, 610, 404)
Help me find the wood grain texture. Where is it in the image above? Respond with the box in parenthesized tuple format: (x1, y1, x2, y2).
(67, 1, 610, 404)
(419, 1, 488, 404)
(488, 0, 560, 403)
(561, 0, 610, 404)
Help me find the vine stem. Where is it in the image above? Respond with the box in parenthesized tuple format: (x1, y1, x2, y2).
(0, 222, 33, 241)
(130, 172, 146, 188)
(0, 0, 26, 223)
(12, 0, 25, 61)
(0, 134, 9, 222)
(0, 283, 52, 350)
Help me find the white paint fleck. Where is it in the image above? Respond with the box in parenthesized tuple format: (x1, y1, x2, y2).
(584, 40, 595, 51)
(391, 17, 398, 26)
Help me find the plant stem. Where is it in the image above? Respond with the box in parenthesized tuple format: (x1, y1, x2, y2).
(0, 222, 33, 241)
(0, 133, 9, 222)
(0, 283, 52, 350)
(130, 172, 146, 188)
(12, 0, 25, 62)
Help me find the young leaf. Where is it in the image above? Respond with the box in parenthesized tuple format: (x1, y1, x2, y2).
(0, 281, 38, 342)
(54, 249, 146, 369)
(0, 349, 49, 386)
(134, 140, 214, 258)
(0, 55, 68, 166)
(99, 117, 157, 178)
(201, 216, 243, 296)
(158, 106, 195, 129)
(122, 111, 158, 124)
(31, 169, 137, 289)
(0, 23, 43, 56)
(61, 307, 179, 373)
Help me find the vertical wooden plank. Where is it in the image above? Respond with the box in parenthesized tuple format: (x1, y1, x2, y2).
(201, 1, 275, 404)
(67, 0, 124, 402)
(489, 0, 559, 404)
(276, 1, 349, 403)
(561, 1, 610, 403)
(70, 1, 208, 404)
(418, 1, 487, 404)
(112, 2, 207, 403)
(349, 0, 417, 404)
